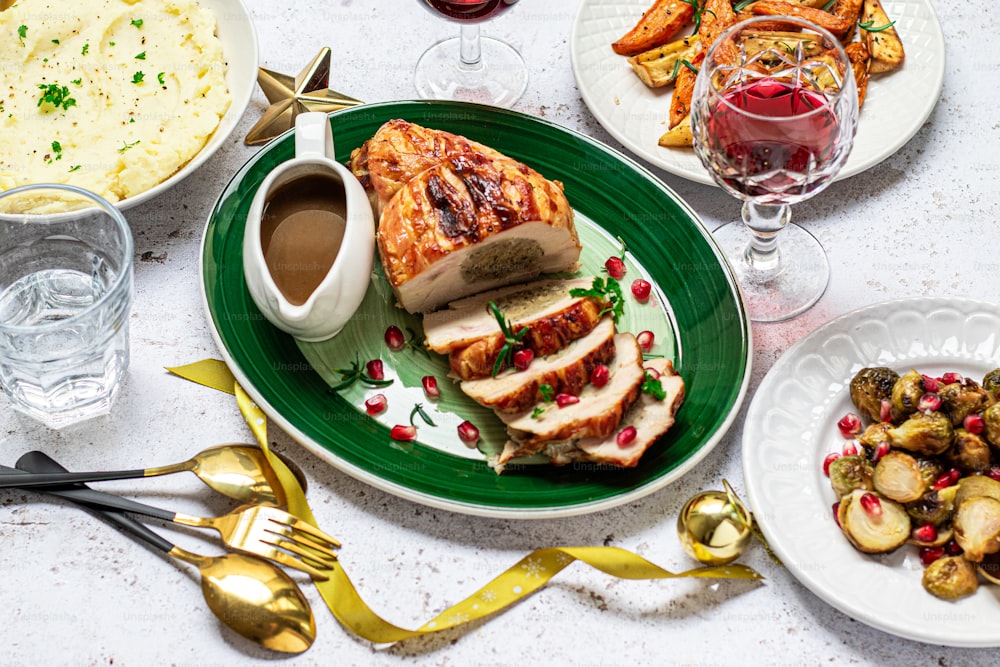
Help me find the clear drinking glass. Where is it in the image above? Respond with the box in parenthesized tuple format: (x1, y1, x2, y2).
(691, 16, 859, 322)
(0, 184, 135, 428)
(414, 0, 527, 107)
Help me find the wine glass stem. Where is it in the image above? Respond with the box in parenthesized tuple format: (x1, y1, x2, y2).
(460, 23, 483, 69)
(740, 201, 791, 275)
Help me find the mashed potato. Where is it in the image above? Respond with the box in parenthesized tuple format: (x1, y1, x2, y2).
(0, 0, 231, 211)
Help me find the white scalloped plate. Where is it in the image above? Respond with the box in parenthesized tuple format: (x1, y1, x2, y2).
(742, 297, 1000, 647)
(570, 0, 945, 185)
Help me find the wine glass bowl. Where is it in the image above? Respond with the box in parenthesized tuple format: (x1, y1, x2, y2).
(691, 16, 859, 322)
(414, 0, 527, 107)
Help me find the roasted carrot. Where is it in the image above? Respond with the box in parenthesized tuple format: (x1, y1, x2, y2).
(611, 0, 696, 56)
(750, 0, 854, 38)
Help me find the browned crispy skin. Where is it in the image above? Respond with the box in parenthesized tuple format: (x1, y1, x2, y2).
(449, 296, 608, 381)
(845, 41, 871, 107)
(611, 0, 696, 56)
(668, 50, 703, 129)
(750, 1, 854, 38)
(833, 0, 865, 42)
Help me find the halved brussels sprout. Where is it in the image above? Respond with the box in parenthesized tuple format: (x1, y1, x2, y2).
(888, 411, 954, 457)
(850, 367, 900, 423)
(907, 522, 954, 548)
(940, 379, 990, 426)
(922, 556, 979, 600)
(954, 475, 1000, 507)
(873, 451, 927, 503)
(905, 487, 957, 527)
(953, 495, 1000, 562)
(829, 455, 874, 498)
(838, 489, 911, 554)
(891, 369, 926, 421)
(858, 422, 892, 450)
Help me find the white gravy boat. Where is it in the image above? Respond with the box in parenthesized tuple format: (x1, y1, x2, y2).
(243, 112, 374, 342)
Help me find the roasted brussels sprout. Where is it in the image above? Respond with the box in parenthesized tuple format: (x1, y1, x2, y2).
(905, 487, 957, 527)
(872, 451, 927, 503)
(888, 410, 954, 457)
(838, 489, 911, 554)
(954, 475, 1000, 506)
(947, 429, 991, 474)
(858, 422, 892, 450)
(891, 369, 926, 421)
(829, 455, 874, 498)
(908, 522, 954, 548)
(982, 369, 1000, 398)
(922, 556, 979, 600)
(954, 495, 1000, 561)
(939, 379, 990, 426)
(850, 367, 900, 422)
(983, 402, 1000, 449)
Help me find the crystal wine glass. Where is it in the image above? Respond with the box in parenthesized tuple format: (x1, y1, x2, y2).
(691, 16, 859, 322)
(414, 0, 527, 107)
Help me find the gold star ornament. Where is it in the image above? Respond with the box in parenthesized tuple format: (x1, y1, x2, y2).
(244, 47, 363, 146)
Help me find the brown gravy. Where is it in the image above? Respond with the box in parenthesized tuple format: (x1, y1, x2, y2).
(260, 173, 347, 306)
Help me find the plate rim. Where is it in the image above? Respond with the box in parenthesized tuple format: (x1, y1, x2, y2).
(569, 0, 947, 186)
(742, 295, 1000, 646)
(198, 99, 753, 519)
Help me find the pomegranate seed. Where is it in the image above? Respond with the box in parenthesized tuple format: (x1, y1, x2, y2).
(631, 279, 651, 302)
(590, 364, 610, 388)
(421, 375, 440, 399)
(946, 540, 964, 556)
(837, 413, 862, 438)
(919, 546, 945, 567)
(921, 374, 940, 393)
(457, 420, 480, 448)
(365, 359, 385, 381)
(364, 394, 387, 416)
(988, 465, 1000, 482)
(832, 502, 842, 527)
(842, 440, 859, 457)
(616, 425, 637, 447)
(384, 325, 405, 351)
(822, 452, 841, 476)
(941, 372, 963, 385)
(636, 330, 655, 351)
(512, 348, 534, 371)
(390, 425, 417, 441)
(604, 256, 626, 279)
(555, 393, 580, 408)
(912, 523, 938, 543)
(964, 413, 985, 435)
(872, 441, 891, 463)
(880, 399, 893, 422)
(859, 493, 882, 517)
(644, 366, 661, 381)
(932, 468, 961, 490)
(918, 392, 941, 413)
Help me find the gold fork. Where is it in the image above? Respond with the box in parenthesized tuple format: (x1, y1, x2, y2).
(70, 492, 340, 580)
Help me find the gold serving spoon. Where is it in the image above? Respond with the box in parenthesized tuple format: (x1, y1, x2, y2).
(0, 444, 306, 505)
(12, 453, 317, 654)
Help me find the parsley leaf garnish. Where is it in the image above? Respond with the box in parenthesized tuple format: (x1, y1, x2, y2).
(37, 84, 77, 111)
(569, 276, 625, 324)
(157, 72, 165, 85)
(641, 370, 667, 401)
(82, 43, 90, 55)
(131, 71, 144, 84)
(17, 25, 27, 46)
(130, 19, 144, 29)
(68, 165, 82, 172)
(135, 51, 146, 60)
(117, 139, 141, 153)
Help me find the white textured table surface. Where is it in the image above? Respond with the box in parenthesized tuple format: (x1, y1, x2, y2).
(2, 0, 998, 664)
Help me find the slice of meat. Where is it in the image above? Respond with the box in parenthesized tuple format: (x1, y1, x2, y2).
(348, 119, 508, 216)
(542, 359, 685, 469)
(377, 155, 581, 313)
(497, 333, 644, 454)
(460, 317, 616, 414)
(422, 277, 607, 380)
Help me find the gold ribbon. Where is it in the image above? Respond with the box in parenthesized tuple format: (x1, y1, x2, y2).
(165, 359, 763, 644)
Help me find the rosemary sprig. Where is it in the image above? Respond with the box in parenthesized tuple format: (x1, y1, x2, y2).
(488, 301, 530, 376)
(569, 276, 625, 324)
(678, 0, 715, 34)
(670, 58, 700, 80)
(733, 0, 757, 11)
(326, 357, 394, 393)
(410, 403, 436, 427)
(641, 371, 667, 401)
(821, 0, 837, 10)
(404, 326, 431, 359)
(858, 19, 896, 32)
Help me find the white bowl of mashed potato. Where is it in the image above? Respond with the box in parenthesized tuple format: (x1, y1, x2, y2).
(0, 0, 258, 212)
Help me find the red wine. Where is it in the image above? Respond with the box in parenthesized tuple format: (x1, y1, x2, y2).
(421, 0, 518, 23)
(705, 77, 840, 199)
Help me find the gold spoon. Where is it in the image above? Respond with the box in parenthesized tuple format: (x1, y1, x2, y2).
(2, 444, 307, 506)
(13, 453, 316, 654)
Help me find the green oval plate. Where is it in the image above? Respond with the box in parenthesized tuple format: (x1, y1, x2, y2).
(200, 100, 750, 518)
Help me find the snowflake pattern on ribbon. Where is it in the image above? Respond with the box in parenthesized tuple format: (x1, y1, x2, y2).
(520, 557, 546, 579)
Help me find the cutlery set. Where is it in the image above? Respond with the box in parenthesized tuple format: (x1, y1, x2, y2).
(1, 444, 335, 654)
